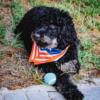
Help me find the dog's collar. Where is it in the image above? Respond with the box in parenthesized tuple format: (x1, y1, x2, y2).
(29, 41, 70, 65)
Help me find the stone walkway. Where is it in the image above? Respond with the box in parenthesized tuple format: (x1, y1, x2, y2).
(0, 78, 100, 100)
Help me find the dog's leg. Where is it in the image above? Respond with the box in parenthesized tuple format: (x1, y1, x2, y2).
(39, 63, 83, 100)
(63, 50, 80, 74)
(60, 59, 79, 74)
(56, 73, 84, 100)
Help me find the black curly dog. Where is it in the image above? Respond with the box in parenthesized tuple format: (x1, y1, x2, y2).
(14, 6, 84, 100)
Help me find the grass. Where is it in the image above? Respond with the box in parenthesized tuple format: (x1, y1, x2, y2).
(0, 22, 8, 45)
(0, 22, 23, 48)
(10, 34, 24, 48)
(11, 0, 25, 29)
(79, 38, 100, 69)
(0, 22, 6, 59)
(0, 23, 6, 39)
(30, 68, 44, 84)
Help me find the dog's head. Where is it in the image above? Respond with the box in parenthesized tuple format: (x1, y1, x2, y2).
(31, 24, 59, 48)
(30, 7, 79, 50)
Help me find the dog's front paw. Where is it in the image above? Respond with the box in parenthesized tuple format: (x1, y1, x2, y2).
(60, 60, 79, 74)
(63, 89, 84, 100)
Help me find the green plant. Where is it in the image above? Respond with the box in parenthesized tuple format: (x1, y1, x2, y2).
(79, 38, 100, 69)
(0, 23, 7, 44)
(11, 0, 25, 29)
(91, 55, 100, 70)
(29, 67, 44, 84)
(0, 50, 4, 60)
(79, 38, 92, 67)
(9, 0, 25, 48)
(10, 34, 23, 48)
(0, 23, 6, 38)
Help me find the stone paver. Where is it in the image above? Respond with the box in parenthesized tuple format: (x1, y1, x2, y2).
(26, 90, 49, 100)
(0, 95, 3, 100)
(48, 92, 65, 100)
(0, 85, 65, 100)
(4, 92, 27, 100)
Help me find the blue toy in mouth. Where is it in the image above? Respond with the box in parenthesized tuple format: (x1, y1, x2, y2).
(40, 48, 62, 54)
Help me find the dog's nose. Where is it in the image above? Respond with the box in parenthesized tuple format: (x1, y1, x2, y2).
(34, 34, 40, 38)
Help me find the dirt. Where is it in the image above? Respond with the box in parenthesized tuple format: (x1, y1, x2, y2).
(0, 43, 35, 89)
(0, 0, 12, 6)
(0, 7, 12, 27)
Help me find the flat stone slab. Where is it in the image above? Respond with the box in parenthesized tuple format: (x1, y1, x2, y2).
(0, 85, 65, 100)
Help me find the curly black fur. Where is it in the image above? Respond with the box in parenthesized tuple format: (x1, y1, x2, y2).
(14, 6, 84, 100)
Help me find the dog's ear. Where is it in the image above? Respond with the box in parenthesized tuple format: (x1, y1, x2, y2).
(31, 32, 34, 41)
